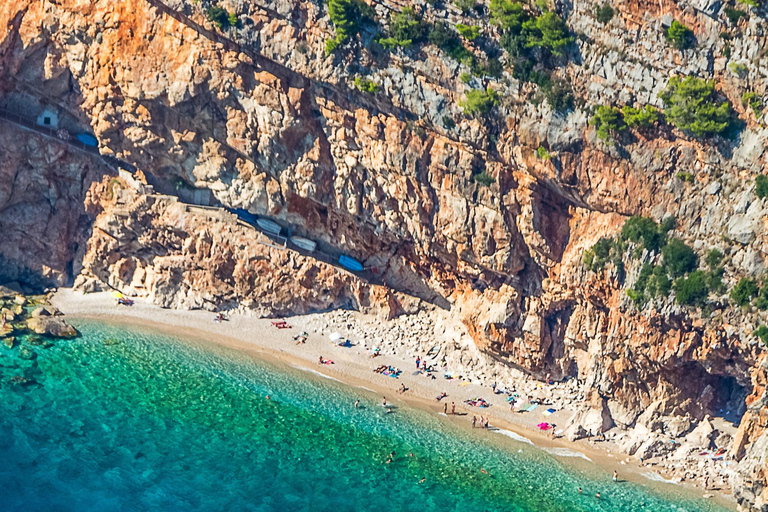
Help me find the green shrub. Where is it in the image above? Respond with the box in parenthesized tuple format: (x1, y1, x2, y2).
(724, 7, 748, 23)
(729, 62, 748, 76)
(633, 263, 672, 301)
(622, 105, 661, 130)
(583, 237, 619, 272)
(660, 216, 676, 233)
(428, 22, 474, 63)
(621, 216, 663, 252)
(354, 77, 379, 93)
(674, 270, 709, 306)
(460, 87, 500, 116)
(754, 286, 768, 310)
(456, 24, 481, 41)
(489, 0, 529, 30)
(742, 92, 763, 115)
(541, 78, 573, 112)
(737, 0, 761, 7)
(595, 4, 614, 23)
(523, 12, 574, 56)
(379, 7, 426, 48)
(659, 76, 731, 137)
(756, 175, 768, 199)
(705, 248, 723, 268)
(676, 171, 694, 182)
(753, 325, 768, 345)
(473, 170, 495, 186)
(706, 267, 726, 294)
(326, 0, 374, 53)
(591, 105, 626, 141)
(665, 20, 694, 50)
(460, 72, 473, 83)
(731, 277, 759, 306)
(207, 6, 231, 29)
(662, 238, 697, 277)
(455, 0, 477, 14)
(537, 146, 551, 159)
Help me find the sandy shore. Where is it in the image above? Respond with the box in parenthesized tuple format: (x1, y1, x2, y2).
(51, 289, 736, 509)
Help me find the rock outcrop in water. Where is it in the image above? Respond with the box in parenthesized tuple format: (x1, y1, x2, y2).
(0, 0, 767, 508)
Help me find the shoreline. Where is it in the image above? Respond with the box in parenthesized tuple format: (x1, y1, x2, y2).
(51, 289, 736, 510)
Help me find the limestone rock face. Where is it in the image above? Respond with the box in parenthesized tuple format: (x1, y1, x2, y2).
(0, 0, 767, 507)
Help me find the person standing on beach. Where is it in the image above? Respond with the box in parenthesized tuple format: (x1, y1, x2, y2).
(492, 382, 497, 394)
(416, 356, 421, 370)
(382, 396, 387, 407)
(613, 470, 618, 482)
(443, 402, 447, 414)
(472, 416, 477, 428)
(451, 402, 456, 414)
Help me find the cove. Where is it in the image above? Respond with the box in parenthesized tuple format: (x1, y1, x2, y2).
(0, 320, 732, 512)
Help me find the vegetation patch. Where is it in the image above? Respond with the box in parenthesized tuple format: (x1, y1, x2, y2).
(354, 77, 379, 93)
(473, 170, 495, 186)
(731, 277, 759, 307)
(207, 6, 236, 29)
(460, 87, 500, 116)
(595, 4, 614, 23)
(379, 7, 426, 48)
(591, 105, 625, 142)
(659, 76, 731, 137)
(665, 20, 694, 50)
(742, 92, 763, 115)
(621, 105, 661, 130)
(755, 175, 768, 199)
(326, 0, 375, 54)
(456, 24, 481, 41)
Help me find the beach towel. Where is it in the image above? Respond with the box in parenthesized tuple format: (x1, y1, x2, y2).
(542, 408, 556, 416)
(527, 404, 540, 412)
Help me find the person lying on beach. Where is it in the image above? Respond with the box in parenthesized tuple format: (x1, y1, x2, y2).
(435, 392, 447, 401)
(213, 312, 225, 323)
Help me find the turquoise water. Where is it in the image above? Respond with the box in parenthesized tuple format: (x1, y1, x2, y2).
(0, 321, 731, 512)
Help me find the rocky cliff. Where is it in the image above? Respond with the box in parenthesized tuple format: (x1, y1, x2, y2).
(0, 0, 767, 508)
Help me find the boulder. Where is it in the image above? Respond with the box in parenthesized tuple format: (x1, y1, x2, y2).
(30, 307, 51, 318)
(26, 317, 78, 338)
(636, 436, 677, 460)
(684, 417, 716, 448)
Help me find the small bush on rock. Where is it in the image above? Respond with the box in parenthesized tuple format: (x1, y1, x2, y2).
(659, 76, 731, 137)
(622, 105, 661, 130)
(673, 270, 709, 306)
(354, 77, 379, 93)
(460, 87, 500, 117)
(662, 238, 698, 277)
(457, 24, 481, 41)
(595, 4, 614, 23)
(591, 105, 625, 141)
(755, 175, 768, 199)
(621, 216, 663, 252)
(665, 20, 694, 50)
(731, 277, 759, 306)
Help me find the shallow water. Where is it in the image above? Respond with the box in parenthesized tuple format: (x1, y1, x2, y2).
(0, 321, 732, 511)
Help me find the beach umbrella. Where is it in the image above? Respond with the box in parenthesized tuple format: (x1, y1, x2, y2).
(111, 291, 124, 299)
(329, 332, 342, 342)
